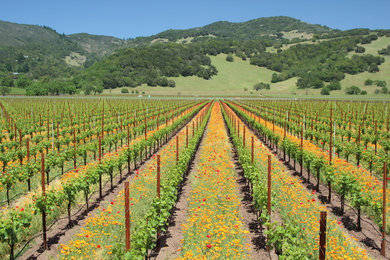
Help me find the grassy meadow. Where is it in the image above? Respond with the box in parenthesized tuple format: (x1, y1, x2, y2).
(103, 37, 390, 99)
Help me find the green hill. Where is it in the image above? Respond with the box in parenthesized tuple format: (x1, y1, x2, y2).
(132, 16, 335, 45)
(1, 16, 389, 99)
(0, 20, 126, 79)
(109, 53, 274, 96)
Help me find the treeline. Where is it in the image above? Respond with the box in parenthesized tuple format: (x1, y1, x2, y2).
(250, 35, 384, 92)
(76, 42, 218, 90)
(0, 39, 85, 79)
(131, 16, 334, 45)
(378, 45, 390, 55)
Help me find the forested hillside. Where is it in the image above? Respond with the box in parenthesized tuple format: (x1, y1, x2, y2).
(0, 16, 389, 97)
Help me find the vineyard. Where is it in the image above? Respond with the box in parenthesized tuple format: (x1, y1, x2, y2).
(0, 98, 389, 259)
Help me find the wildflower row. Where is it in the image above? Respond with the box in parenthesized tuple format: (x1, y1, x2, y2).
(178, 102, 251, 259)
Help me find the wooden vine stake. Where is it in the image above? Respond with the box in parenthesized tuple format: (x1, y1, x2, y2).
(267, 154, 272, 252)
(267, 155, 271, 214)
(73, 129, 77, 168)
(27, 138, 31, 191)
(176, 135, 179, 163)
(98, 137, 102, 199)
(186, 126, 189, 148)
(243, 126, 246, 148)
(300, 127, 303, 176)
(41, 153, 47, 250)
(251, 136, 254, 164)
(124, 181, 131, 251)
(157, 155, 161, 198)
(382, 162, 387, 257)
(144, 119, 147, 140)
(319, 211, 327, 260)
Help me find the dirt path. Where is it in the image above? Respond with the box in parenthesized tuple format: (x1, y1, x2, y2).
(20, 108, 206, 260)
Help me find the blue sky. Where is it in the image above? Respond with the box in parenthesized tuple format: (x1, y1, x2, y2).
(1, 0, 389, 39)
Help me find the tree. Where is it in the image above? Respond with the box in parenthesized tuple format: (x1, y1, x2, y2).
(0, 86, 11, 96)
(253, 82, 270, 91)
(320, 87, 330, 95)
(327, 81, 341, 90)
(364, 79, 374, 86)
(94, 85, 103, 94)
(368, 63, 379, 73)
(167, 80, 176, 88)
(345, 86, 361, 95)
(84, 85, 95, 95)
(15, 76, 31, 89)
(355, 46, 365, 53)
(226, 54, 234, 62)
(1, 76, 14, 87)
(375, 80, 387, 87)
(381, 87, 389, 94)
(26, 82, 49, 96)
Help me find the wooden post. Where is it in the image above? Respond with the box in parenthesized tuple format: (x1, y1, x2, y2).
(124, 182, 131, 251)
(267, 155, 271, 215)
(300, 127, 304, 176)
(27, 138, 30, 161)
(144, 119, 147, 140)
(127, 125, 130, 146)
(243, 126, 246, 148)
(99, 137, 102, 199)
(157, 155, 161, 198)
(319, 211, 327, 260)
(41, 153, 47, 250)
(267, 154, 272, 252)
(186, 126, 188, 148)
(375, 121, 378, 154)
(251, 136, 254, 164)
(192, 121, 195, 137)
(357, 125, 361, 144)
(329, 123, 333, 164)
(101, 103, 105, 139)
(382, 162, 387, 257)
(176, 135, 179, 163)
(73, 129, 77, 168)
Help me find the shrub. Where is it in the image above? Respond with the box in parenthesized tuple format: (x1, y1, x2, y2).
(355, 46, 365, 53)
(360, 90, 367, 95)
(321, 87, 330, 95)
(167, 80, 176, 88)
(253, 82, 271, 91)
(345, 86, 361, 95)
(327, 81, 341, 90)
(121, 88, 129, 93)
(364, 79, 374, 86)
(226, 54, 234, 62)
(375, 80, 387, 87)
